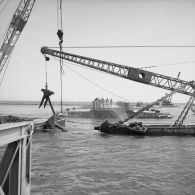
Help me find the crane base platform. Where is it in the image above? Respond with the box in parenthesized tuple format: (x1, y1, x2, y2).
(94, 120, 195, 136)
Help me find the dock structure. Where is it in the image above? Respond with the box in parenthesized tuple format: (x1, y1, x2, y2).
(0, 122, 33, 195)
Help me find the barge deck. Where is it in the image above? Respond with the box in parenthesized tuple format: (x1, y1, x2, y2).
(94, 120, 195, 136)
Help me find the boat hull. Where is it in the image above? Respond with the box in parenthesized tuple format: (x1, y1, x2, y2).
(94, 121, 195, 136)
(68, 109, 119, 118)
(67, 108, 172, 119)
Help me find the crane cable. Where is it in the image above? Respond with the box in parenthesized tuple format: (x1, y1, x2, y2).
(0, 0, 10, 16)
(43, 54, 50, 89)
(65, 61, 131, 103)
(57, 0, 63, 31)
(49, 45, 195, 48)
(47, 47, 195, 70)
(0, 0, 4, 5)
(50, 56, 132, 103)
(140, 60, 195, 69)
(0, 50, 13, 88)
(57, 0, 64, 114)
(0, 0, 6, 6)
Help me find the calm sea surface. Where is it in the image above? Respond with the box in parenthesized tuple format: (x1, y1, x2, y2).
(0, 103, 195, 195)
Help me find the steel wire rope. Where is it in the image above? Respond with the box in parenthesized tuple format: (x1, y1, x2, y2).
(0, 0, 13, 88)
(49, 55, 195, 103)
(56, 0, 64, 113)
(46, 46, 195, 70)
(59, 49, 63, 113)
(0, 49, 13, 88)
(43, 55, 48, 89)
(56, 0, 59, 29)
(50, 56, 132, 103)
(58, 0, 63, 70)
(0, 0, 16, 45)
(0, 0, 10, 16)
(49, 56, 107, 125)
(48, 45, 195, 48)
(0, 0, 5, 6)
(57, 0, 63, 31)
(59, 0, 63, 31)
(140, 60, 195, 69)
(0, 20, 10, 49)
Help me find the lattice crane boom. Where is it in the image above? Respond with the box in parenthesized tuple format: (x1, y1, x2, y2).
(41, 47, 195, 97)
(0, 0, 36, 74)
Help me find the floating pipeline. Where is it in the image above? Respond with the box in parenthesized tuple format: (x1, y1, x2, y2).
(94, 120, 195, 136)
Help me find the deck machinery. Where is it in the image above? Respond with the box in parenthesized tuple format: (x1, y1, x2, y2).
(41, 46, 195, 135)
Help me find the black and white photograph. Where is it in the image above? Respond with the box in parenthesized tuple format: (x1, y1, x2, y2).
(0, 0, 195, 194)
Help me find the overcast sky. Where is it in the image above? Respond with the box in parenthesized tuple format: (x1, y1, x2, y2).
(0, 0, 195, 103)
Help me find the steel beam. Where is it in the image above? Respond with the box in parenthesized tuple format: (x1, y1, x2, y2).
(0, 0, 36, 74)
(0, 122, 33, 195)
(41, 47, 195, 97)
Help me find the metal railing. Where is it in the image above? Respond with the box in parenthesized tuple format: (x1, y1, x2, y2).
(0, 122, 33, 195)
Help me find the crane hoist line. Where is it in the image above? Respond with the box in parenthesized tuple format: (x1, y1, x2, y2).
(40, 46, 195, 97)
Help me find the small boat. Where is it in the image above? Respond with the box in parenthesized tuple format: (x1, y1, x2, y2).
(127, 108, 172, 119)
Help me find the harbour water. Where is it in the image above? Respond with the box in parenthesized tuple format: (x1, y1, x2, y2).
(0, 102, 195, 195)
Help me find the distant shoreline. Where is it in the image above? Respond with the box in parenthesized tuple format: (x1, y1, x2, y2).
(0, 100, 185, 106)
